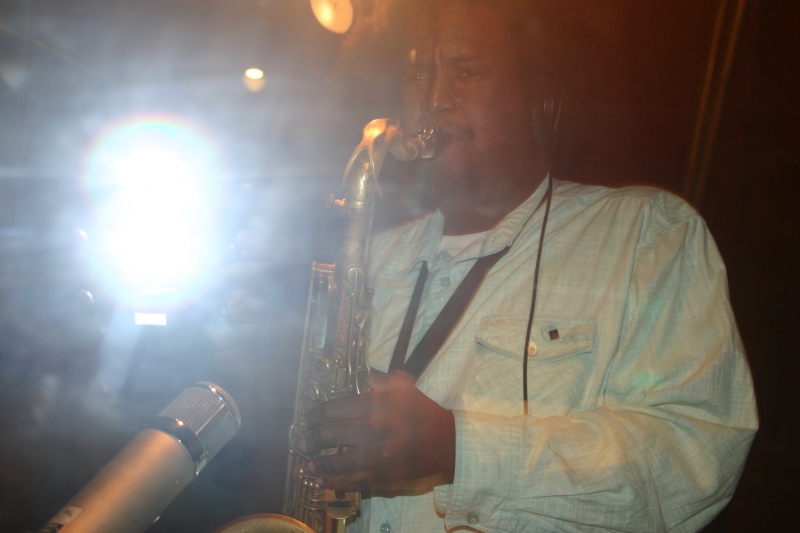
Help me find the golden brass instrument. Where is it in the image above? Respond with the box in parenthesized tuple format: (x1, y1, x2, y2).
(281, 119, 444, 533)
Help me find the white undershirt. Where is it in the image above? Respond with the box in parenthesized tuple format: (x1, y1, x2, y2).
(438, 230, 489, 258)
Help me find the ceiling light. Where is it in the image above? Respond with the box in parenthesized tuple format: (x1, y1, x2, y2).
(244, 68, 264, 80)
(243, 68, 266, 92)
(311, 0, 353, 34)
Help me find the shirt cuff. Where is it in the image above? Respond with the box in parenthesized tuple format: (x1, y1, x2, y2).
(433, 410, 522, 532)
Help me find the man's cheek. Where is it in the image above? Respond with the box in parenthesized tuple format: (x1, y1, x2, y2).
(402, 95, 425, 124)
(426, 150, 471, 186)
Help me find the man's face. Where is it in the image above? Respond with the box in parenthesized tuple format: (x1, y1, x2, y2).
(402, 2, 537, 205)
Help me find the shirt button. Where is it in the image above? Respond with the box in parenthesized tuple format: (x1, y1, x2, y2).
(440, 276, 451, 287)
(380, 522, 392, 533)
(467, 512, 480, 525)
(527, 340, 538, 356)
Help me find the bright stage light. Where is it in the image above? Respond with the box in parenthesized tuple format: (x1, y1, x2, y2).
(82, 116, 228, 308)
(311, 0, 353, 34)
(134, 312, 167, 326)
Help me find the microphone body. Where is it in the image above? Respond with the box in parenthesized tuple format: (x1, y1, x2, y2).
(41, 429, 195, 533)
(40, 382, 241, 533)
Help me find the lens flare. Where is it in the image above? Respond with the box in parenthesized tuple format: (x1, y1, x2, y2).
(82, 115, 228, 308)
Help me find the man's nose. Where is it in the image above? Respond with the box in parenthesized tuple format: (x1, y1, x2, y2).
(424, 73, 455, 114)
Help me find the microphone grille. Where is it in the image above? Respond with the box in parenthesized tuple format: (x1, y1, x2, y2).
(159, 382, 241, 463)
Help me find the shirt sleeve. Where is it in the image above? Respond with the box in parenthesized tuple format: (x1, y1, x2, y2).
(433, 214, 759, 532)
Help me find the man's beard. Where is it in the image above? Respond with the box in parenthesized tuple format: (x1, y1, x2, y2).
(413, 156, 481, 212)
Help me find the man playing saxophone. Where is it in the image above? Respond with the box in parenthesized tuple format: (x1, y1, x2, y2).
(227, 1, 757, 532)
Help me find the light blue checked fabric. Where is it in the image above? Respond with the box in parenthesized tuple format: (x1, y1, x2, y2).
(350, 178, 757, 533)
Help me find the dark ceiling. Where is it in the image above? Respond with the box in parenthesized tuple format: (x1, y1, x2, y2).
(0, 0, 721, 189)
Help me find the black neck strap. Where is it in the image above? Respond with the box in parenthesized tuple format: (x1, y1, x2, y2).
(389, 246, 510, 379)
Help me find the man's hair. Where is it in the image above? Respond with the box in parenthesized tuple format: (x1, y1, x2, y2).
(341, 0, 588, 100)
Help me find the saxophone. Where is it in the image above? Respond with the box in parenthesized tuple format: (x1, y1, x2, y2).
(212, 119, 448, 533)
(280, 119, 445, 533)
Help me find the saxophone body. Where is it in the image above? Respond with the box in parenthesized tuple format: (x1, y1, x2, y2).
(282, 119, 445, 533)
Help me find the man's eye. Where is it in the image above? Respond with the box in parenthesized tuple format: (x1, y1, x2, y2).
(408, 73, 429, 83)
(460, 69, 480, 78)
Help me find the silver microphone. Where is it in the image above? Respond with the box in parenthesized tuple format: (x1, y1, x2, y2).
(39, 382, 241, 533)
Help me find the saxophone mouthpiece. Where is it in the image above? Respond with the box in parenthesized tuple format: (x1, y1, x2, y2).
(413, 125, 450, 159)
(341, 119, 451, 197)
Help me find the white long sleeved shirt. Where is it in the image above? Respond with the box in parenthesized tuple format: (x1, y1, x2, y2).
(352, 178, 757, 533)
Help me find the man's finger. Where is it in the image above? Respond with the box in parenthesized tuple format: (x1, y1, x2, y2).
(366, 368, 390, 390)
(316, 470, 376, 492)
(302, 419, 368, 454)
(305, 393, 375, 427)
(308, 448, 368, 477)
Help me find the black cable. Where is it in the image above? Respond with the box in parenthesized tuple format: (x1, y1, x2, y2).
(522, 173, 553, 415)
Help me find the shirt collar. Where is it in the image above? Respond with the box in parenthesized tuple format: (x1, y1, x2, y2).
(384, 175, 553, 275)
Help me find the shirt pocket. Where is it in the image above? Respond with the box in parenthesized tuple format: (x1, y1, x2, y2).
(475, 315, 596, 364)
(468, 315, 597, 416)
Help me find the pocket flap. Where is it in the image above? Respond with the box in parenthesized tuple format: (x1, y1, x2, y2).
(475, 315, 596, 364)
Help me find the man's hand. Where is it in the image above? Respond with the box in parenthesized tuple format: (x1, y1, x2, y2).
(302, 369, 456, 491)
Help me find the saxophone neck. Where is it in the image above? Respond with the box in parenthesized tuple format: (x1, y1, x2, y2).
(342, 119, 449, 198)
(346, 158, 379, 208)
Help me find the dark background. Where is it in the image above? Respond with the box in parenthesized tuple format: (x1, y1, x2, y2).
(0, 1, 797, 531)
